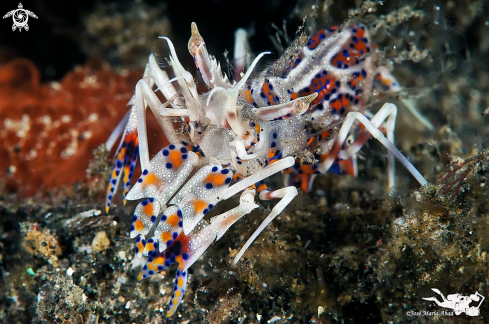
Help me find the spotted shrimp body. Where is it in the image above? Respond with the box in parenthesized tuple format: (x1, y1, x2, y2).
(103, 22, 429, 316)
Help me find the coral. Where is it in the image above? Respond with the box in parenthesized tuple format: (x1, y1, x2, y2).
(0, 58, 142, 197)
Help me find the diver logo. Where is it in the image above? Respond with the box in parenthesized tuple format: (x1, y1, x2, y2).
(3, 3, 38, 32)
(422, 288, 484, 316)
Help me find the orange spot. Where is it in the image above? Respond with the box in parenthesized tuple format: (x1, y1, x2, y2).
(143, 202, 154, 216)
(160, 232, 172, 243)
(261, 80, 277, 105)
(192, 199, 207, 213)
(137, 241, 144, 251)
(169, 150, 183, 169)
(167, 213, 180, 227)
(243, 89, 253, 103)
(143, 172, 162, 187)
(319, 130, 330, 142)
(134, 219, 144, 231)
(300, 164, 316, 174)
(253, 123, 261, 134)
(175, 255, 183, 265)
(204, 173, 227, 187)
(153, 255, 165, 265)
(257, 183, 268, 193)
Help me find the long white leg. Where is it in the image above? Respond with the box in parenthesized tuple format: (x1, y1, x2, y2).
(221, 156, 295, 200)
(321, 110, 427, 186)
(338, 102, 397, 187)
(233, 185, 298, 265)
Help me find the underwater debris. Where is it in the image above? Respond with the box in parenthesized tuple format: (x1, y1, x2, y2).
(35, 275, 97, 324)
(82, 1, 172, 70)
(21, 222, 61, 266)
(91, 230, 111, 253)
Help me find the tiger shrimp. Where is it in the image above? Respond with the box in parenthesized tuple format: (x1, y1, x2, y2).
(103, 21, 429, 316)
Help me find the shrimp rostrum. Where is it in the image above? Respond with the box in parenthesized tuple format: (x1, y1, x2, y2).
(104, 21, 429, 316)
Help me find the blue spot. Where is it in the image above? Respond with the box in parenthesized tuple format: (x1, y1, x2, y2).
(212, 166, 218, 172)
(272, 133, 277, 139)
(150, 197, 154, 202)
(221, 169, 229, 174)
(111, 179, 117, 185)
(136, 236, 141, 242)
(116, 161, 123, 168)
(172, 232, 178, 239)
(170, 256, 176, 263)
(165, 260, 171, 267)
(352, 36, 358, 43)
(206, 183, 213, 189)
(180, 147, 187, 153)
(161, 215, 167, 221)
(163, 150, 169, 156)
(319, 33, 325, 39)
(143, 169, 149, 175)
(169, 144, 176, 150)
(237, 160, 242, 165)
(271, 142, 276, 148)
(225, 178, 231, 184)
(260, 91, 266, 98)
(132, 215, 137, 221)
(110, 187, 114, 193)
(137, 178, 143, 183)
(342, 49, 349, 57)
(158, 265, 164, 271)
(151, 215, 157, 222)
(130, 225, 135, 231)
(178, 221, 182, 227)
(203, 208, 209, 215)
(166, 162, 172, 169)
(182, 253, 189, 260)
(208, 204, 214, 209)
(182, 154, 188, 159)
(115, 170, 120, 176)
(142, 200, 148, 206)
(177, 209, 182, 217)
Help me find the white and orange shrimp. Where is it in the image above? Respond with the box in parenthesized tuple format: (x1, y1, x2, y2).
(103, 21, 429, 316)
